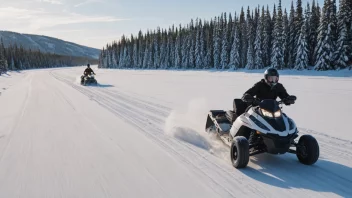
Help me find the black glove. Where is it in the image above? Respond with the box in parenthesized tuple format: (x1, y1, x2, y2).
(253, 98, 261, 106)
(283, 95, 296, 105)
(242, 94, 254, 103)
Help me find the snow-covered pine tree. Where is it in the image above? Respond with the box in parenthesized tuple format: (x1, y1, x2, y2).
(204, 24, 213, 69)
(271, 0, 284, 69)
(189, 37, 195, 69)
(188, 24, 196, 69)
(228, 13, 234, 44)
(116, 43, 121, 68)
(263, 5, 273, 67)
(239, 8, 247, 68)
(165, 31, 172, 69)
(118, 43, 124, 68)
(122, 46, 128, 68)
(245, 14, 255, 69)
(142, 36, 149, 69)
(349, 0, 352, 62)
(221, 21, 229, 69)
(314, 0, 334, 70)
(98, 49, 104, 68)
(147, 34, 154, 68)
(293, 0, 304, 65)
(254, 8, 264, 70)
(328, 0, 338, 67)
(181, 31, 189, 68)
(169, 30, 176, 68)
(200, 25, 206, 69)
(154, 27, 161, 69)
(334, 0, 351, 69)
(174, 28, 182, 68)
(137, 30, 144, 68)
(245, 7, 254, 69)
(350, 23, 352, 65)
(159, 32, 167, 69)
(228, 21, 241, 70)
(309, 0, 320, 65)
(283, 8, 290, 68)
(213, 17, 221, 69)
(0, 39, 8, 73)
(294, 13, 309, 70)
(132, 39, 138, 68)
(128, 42, 133, 68)
(195, 21, 203, 69)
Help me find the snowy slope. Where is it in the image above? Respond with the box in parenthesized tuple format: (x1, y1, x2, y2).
(0, 31, 100, 59)
(0, 67, 351, 198)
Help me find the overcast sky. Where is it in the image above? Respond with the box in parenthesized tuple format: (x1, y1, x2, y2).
(0, 0, 325, 49)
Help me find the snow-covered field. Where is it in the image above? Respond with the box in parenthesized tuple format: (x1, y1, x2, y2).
(0, 66, 351, 198)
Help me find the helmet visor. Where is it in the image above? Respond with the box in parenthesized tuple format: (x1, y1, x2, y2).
(267, 76, 279, 83)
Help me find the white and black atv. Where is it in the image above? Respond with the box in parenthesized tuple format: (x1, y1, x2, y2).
(205, 96, 319, 169)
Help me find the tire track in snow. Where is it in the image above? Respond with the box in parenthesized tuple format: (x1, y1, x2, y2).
(94, 88, 171, 118)
(0, 74, 33, 165)
(50, 70, 352, 197)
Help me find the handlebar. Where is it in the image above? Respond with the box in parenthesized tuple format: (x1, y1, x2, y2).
(243, 95, 296, 111)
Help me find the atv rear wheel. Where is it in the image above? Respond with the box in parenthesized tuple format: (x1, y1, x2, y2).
(296, 135, 319, 165)
(230, 136, 249, 168)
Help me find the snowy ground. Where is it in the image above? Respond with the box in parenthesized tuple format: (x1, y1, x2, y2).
(0, 66, 351, 198)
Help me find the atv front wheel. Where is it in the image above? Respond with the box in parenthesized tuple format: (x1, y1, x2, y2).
(230, 136, 249, 168)
(296, 135, 319, 165)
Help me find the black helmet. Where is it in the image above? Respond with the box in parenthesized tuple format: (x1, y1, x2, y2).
(87, 64, 90, 67)
(264, 68, 279, 87)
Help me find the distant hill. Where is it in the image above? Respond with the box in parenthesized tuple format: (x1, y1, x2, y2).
(0, 31, 100, 59)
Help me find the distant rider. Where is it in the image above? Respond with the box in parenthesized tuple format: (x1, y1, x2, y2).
(84, 64, 95, 76)
(81, 64, 95, 83)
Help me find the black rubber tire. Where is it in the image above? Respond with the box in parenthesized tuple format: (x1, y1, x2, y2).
(296, 135, 319, 165)
(230, 136, 249, 168)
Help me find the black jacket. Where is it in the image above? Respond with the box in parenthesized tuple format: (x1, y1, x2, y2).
(244, 79, 290, 100)
(84, 67, 95, 75)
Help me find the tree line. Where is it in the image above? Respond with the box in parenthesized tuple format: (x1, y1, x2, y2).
(0, 38, 98, 75)
(98, 0, 352, 71)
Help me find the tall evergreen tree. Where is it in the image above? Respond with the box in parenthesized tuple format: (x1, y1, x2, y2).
(213, 17, 221, 69)
(294, 12, 309, 70)
(308, 0, 320, 65)
(0, 38, 8, 74)
(315, 0, 334, 70)
(334, 0, 351, 69)
(195, 21, 203, 68)
(263, 5, 273, 67)
(283, 8, 290, 68)
(271, 0, 284, 69)
(189, 32, 196, 68)
(174, 28, 181, 68)
(221, 21, 229, 69)
(293, 0, 304, 62)
(254, 9, 264, 70)
(228, 21, 241, 69)
(239, 8, 247, 68)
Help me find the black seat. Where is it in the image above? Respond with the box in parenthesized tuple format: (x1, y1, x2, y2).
(233, 99, 247, 116)
(226, 99, 248, 123)
(226, 110, 237, 123)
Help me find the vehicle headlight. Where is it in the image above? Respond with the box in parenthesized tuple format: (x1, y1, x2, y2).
(274, 110, 281, 117)
(261, 108, 273, 117)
